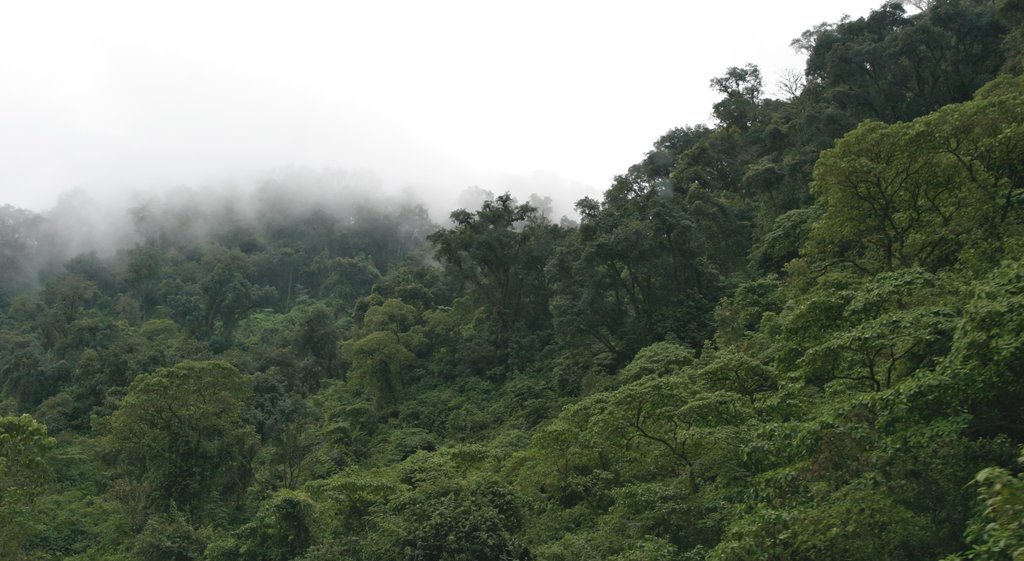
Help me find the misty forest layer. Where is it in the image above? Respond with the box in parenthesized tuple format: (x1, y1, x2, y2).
(3, 1, 1024, 560)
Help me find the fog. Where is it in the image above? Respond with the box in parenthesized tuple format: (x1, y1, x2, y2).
(1, 0, 884, 221)
(0, 167, 457, 293)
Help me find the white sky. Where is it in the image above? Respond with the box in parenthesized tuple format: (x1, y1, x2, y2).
(0, 0, 885, 216)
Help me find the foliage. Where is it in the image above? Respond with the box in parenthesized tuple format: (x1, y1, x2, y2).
(0, 414, 56, 559)
(948, 449, 1024, 561)
(103, 361, 257, 520)
(1, 2, 1022, 559)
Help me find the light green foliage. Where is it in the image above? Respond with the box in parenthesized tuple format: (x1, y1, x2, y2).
(0, 414, 56, 558)
(360, 298, 417, 335)
(35, 490, 134, 561)
(307, 468, 403, 543)
(0, 414, 55, 497)
(709, 481, 936, 561)
(699, 348, 776, 402)
(523, 350, 751, 558)
(807, 74, 1024, 274)
(388, 474, 530, 561)
(344, 331, 416, 402)
(793, 478, 936, 561)
(132, 506, 207, 561)
(949, 449, 1024, 561)
(593, 377, 750, 487)
(615, 341, 695, 384)
(105, 361, 257, 519)
(214, 489, 315, 561)
(808, 119, 974, 273)
(304, 449, 529, 561)
(343, 297, 429, 402)
(771, 269, 957, 392)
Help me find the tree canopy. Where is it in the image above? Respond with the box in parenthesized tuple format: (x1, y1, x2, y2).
(2, 1, 1023, 559)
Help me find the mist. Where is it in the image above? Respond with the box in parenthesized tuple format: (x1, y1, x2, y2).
(0, 164, 587, 297)
(0, 1, 884, 218)
(0, 0, 889, 292)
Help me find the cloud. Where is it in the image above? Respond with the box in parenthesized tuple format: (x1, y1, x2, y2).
(0, 0, 884, 213)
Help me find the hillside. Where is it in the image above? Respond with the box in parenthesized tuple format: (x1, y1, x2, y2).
(1, 2, 1023, 560)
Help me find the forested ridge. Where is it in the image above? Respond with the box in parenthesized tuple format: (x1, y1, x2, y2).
(2, 1, 1024, 559)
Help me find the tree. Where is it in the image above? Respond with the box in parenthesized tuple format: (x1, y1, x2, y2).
(947, 449, 1024, 561)
(0, 415, 55, 559)
(802, 1, 1005, 123)
(105, 361, 257, 519)
(296, 303, 341, 385)
(124, 244, 164, 317)
(807, 119, 969, 273)
(710, 64, 764, 129)
(198, 248, 276, 345)
(211, 489, 315, 561)
(0, 205, 44, 295)
(943, 259, 1024, 442)
(806, 74, 1024, 274)
(391, 475, 531, 561)
(699, 348, 776, 403)
(549, 183, 724, 360)
(38, 274, 98, 346)
(343, 331, 416, 403)
(429, 193, 561, 371)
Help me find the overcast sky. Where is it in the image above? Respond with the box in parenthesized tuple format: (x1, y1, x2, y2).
(0, 0, 885, 216)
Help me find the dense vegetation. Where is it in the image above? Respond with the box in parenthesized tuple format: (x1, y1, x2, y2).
(2, 1, 1024, 559)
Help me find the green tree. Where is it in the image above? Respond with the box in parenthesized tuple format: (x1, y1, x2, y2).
(806, 73, 1024, 276)
(0, 414, 56, 559)
(947, 449, 1024, 561)
(296, 303, 341, 386)
(802, 1, 1005, 122)
(549, 183, 724, 360)
(343, 331, 416, 403)
(807, 119, 971, 273)
(943, 259, 1024, 441)
(38, 274, 98, 348)
(210, 489, 315, 561)
(710, 64, 764, 130)
(105, 361, 257, 519)
(198, 248, 276, 345)
(429, 193, 560, 370)
(124, 244, 164, 317)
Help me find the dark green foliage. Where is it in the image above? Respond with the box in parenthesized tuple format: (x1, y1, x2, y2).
(802, 1, 1006, 122)
(549, 183, 727, 362)
(944, 260, 1024, 441)
(428, 193, 564, 375)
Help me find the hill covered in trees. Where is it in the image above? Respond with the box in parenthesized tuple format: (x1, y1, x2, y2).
(2, 1, 1024, 560)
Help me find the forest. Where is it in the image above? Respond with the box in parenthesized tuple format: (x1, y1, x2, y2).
(2, 1, 1024, 559)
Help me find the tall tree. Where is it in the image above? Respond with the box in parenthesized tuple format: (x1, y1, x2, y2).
(105, 361, 257, 519)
